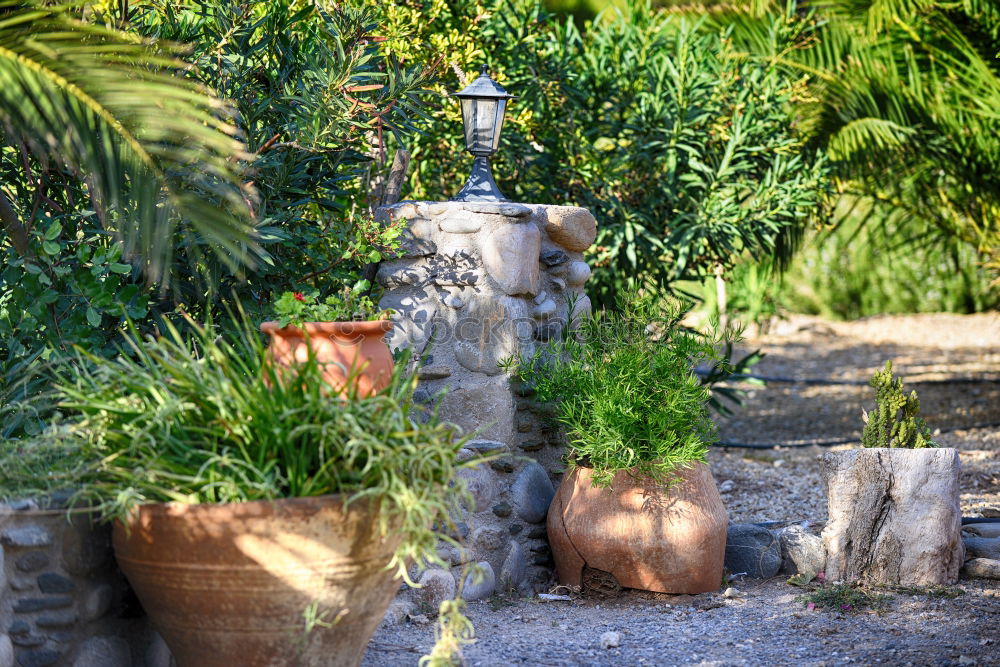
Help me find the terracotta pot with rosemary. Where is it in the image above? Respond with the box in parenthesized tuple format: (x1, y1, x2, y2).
(260, 284, 394, 397)
(509, 291, 730, 594)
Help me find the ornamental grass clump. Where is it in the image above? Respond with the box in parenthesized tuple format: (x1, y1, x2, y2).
(510, 291, 724, 487)
(861, 361, 937, 449)
(0, 315, 468, 578)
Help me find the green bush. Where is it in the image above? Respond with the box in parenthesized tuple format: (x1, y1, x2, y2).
(777, 208, 999, 319)
(508, 291, 724, 487)
(377, 1, 828, 307)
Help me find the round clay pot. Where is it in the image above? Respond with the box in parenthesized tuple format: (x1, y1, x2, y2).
(547, 462, 727, 594)
(259, 320, 393, 397)
(113, 495, 401, 667)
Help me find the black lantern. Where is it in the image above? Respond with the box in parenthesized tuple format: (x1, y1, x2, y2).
(452, 66, 513, 202)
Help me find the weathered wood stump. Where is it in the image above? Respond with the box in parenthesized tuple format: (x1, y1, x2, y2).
(821, 448, 964, 586)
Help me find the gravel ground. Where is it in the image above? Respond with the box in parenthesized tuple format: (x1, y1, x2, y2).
(364, 312, 1000, 667)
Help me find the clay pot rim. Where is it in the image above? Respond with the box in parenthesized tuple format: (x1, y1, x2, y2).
(259, 320, 392, 337)
(115, 493, 372, 523)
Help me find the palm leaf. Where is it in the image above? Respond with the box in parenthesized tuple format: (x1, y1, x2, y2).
(0, 1, 262, 281)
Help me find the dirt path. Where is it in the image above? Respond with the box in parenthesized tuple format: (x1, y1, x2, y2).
(364, 312, 1000, 667)
(711, 312, 1000, 523)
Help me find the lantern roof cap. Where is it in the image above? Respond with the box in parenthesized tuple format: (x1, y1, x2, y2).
(454, 65, 513, 100)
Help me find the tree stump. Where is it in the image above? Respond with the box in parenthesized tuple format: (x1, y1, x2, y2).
(821, 448, 964, 586)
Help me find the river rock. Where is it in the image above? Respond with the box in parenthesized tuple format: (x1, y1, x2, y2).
(540, 206, 597, 252)
(144, 633, 173, 667)
(778, 525, 826, 578)
(1, 526, 51, 548)
(73, 637, 131, 667)
(500, 541, 528, 590)
(81, 583, 114, 622)
(439, 214, 483, 234)
(564, 261, 591, 288)
(964, 523, 1000, 539)
(725, 524, 781, 578)
(512, 463, 555, 524)
(456, 466, 496, 513)
(962, 558, 1000, 579)
(461, 202, 531, 217)
(416, 568, 456, 609)
(963, 536, 1000, 560)
(540, 249, 569, 267)
(417, 365, 452, 380)
(471, 526, 505, 553)
(0, 634, 12, 667)
(461, 562, 496, 601)
(482, 224, 540, 296)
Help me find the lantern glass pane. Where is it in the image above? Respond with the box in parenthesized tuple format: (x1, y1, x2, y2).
(460, 97, 499, 154)
(491, 99, 507, 152)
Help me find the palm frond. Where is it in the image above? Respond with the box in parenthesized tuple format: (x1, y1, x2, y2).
(0, 1, 262, 281)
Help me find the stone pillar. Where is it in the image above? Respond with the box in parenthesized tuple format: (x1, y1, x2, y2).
(376, 200, 596, 598)
(0, 501, 164, 667)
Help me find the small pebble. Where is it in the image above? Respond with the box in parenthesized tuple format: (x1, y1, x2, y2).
(600, 631, 621, 649)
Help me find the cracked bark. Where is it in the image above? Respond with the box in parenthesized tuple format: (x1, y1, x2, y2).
(822, 448, 963, 586)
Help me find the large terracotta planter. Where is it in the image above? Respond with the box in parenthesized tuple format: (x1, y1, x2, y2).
(112, 495, 402, 667)
(259, 320, 393, 397)
(547, 463, 727, 594)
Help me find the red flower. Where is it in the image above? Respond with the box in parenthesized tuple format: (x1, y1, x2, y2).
(293, 292, 305, 301)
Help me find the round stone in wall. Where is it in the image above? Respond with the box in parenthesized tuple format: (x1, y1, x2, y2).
(456, 466, 496, 513)
(73, 636, 131, 667)
(61, 522, 111, 575)
(500, 541, 528, 590)
(144, 633, 173, 667)
(81, 583, 114, 622)
(512, 463, 555, 524)
(0, 634, 13, 667)
(461, 562, 496, 601)
(541, 207, 597, 252)
(416, 568, 456, 610)
(471, 526, 505, 553)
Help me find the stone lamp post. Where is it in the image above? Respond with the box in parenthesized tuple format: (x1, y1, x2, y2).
(374, 69, 600, 607)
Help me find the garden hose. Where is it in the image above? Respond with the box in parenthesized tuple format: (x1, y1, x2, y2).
(713, 421, 1000, 449)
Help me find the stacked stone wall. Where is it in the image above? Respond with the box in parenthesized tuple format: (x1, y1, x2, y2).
(0, 502, 167, 667)
(376, 200, 597, 605)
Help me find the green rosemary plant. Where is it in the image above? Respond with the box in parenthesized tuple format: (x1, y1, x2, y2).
(508, 290, 724, 487)
(861, 361, 937, 449)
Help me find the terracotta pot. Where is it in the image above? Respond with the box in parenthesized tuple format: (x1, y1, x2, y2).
(259, 320, 393, 397)
(547, 463, 727, 594)
(113, 495, 401, 667)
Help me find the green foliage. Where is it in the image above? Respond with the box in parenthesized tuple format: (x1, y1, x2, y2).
(0, 315, 468, 578)
(130, 1, 429, 299)
(797, 583, 891, 613)
(861, 361, 936, 449)
(704, 0, 1000, 288)
(776, 209, 998, 319)
(271, 285, 386, 327)
(508, 290, 724, 487)
(0, 0, 259, 283)
(375, 1, 828, 307)
(1, 1, 431, 436)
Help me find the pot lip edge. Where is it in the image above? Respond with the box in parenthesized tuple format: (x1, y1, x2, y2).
(111, 492, 378, 526)
(260, 320, 393, 336)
